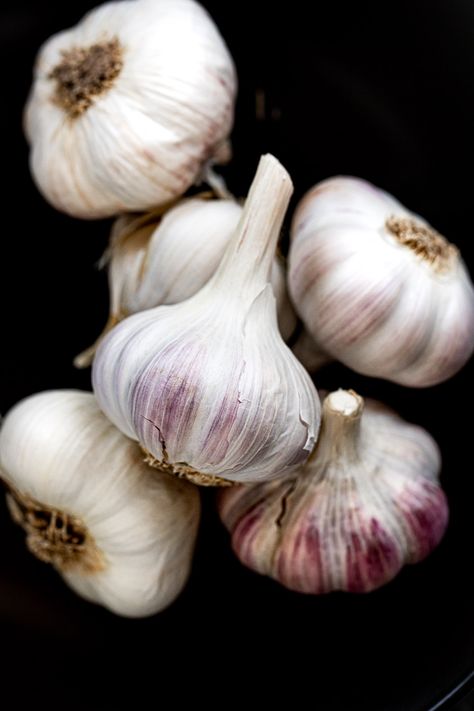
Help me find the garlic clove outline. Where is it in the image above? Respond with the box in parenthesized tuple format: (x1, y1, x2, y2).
(218, 389, 448, 594)
(288, 176, 474, 386)
(74, 195, 297, 368)
(92, 154, 321, 486)
(24, 0, 237, 218)
(0, 390, 201, 618)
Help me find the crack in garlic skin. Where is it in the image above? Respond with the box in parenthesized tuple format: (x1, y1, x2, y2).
(49, 38, 123, 118)
(5, 485, 105, 573)
(218, 390, 448, 594)
(289, 176, 474, 387)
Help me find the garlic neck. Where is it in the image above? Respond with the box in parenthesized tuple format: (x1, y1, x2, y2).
(317, 390, 363, 462)
(49, 38, 123, 118)
(385, 215, 458, 273)
(5, 484, 105, 573)
(209, 154, 293, 299)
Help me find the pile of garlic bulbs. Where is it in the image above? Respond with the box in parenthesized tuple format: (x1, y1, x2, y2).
(1, 0, 472, 617)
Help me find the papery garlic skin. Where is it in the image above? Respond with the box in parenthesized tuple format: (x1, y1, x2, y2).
(110, 199, 296, 338)
(0, 390, 200, 617)
(93, 155, 320, 485)
(75, 197, 297, 368)
(219, 389, 448, 594)
(25, 0, 236, 218)
(289, 177, 474, 386)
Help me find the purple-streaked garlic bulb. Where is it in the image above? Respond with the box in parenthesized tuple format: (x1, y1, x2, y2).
(92, 155, 320, 487)
(24, 0, 236, 218)
(218, 389, 448, 593)
(75, 196, 296, 367)
(288, 176, 474, 386)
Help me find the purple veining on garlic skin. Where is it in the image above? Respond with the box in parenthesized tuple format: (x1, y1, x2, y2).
(288, 176, 474, 387)
(92, 155, 321, 485)
(218, 390, 449, 594)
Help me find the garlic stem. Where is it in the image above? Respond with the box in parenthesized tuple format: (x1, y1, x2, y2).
(317, 389, 363, 462)
(210, 154, 293, 296)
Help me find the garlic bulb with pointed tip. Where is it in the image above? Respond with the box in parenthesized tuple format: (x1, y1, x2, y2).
(218, 389, 448, 594)
(24, 0, 236, 218)
(0, 390, 200, 617)
(289, 176, 474, 386)
(92, 154, 320, 486)
(75, 196, 296, 367)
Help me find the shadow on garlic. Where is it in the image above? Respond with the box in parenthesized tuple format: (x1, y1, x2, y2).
(92, 154, 320, 486)
(0, 390, 200, 618)
(74, 195, 296, 368)
(291, 328, 332, 373)
(24, 0, 236, 218)
(218, 389, 448, 594)
(289, 176, 474, 386)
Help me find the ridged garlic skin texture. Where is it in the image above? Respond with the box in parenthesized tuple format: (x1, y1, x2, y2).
(289, 177, 474, 386)
(219, 391, 448, 594)
(93, 286, 317, 483)
(24, 0, 236, 218)
(109, 198, 296, 340)
(0, 391, 200, 617)
(93, 155, 320, 484)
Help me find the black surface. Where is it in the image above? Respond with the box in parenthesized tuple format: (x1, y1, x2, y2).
(1, 1, 473, 708)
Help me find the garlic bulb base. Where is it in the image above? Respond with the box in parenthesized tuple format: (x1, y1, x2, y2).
(50, 38, 123, 118)
(5, 484, 105, 574)
(142, 448, 235, 488)
(385, 215, 458, 273)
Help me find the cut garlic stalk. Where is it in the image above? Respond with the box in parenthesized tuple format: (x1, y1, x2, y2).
(92, 154, 320, 486)
(219, 389, 448, 593)
(289, 176, 474, 386)
(0, 390, 200, 617)
(24, 0, 236, 218)
(75, 196, 296, 367)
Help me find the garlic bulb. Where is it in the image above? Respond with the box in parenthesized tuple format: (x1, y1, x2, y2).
(24, 0, 236, 218)
(92, 154, 320, 486)
(75, 196, 296, 367)
(289, 176, 474, 386)
(0, 390, 200, 617)
(219, 389, 448, 594)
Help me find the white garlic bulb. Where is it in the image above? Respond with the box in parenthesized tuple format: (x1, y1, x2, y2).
(74, 196, 296, 367)
(0, 390, 200, 618)
(289, 176, 474, 386)
(93, 154, 320, 486)
(219, 389, 448, 594)
(24, 0, 236, 218)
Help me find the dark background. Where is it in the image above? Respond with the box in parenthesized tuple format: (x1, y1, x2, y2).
(1, 1, 474, 708)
